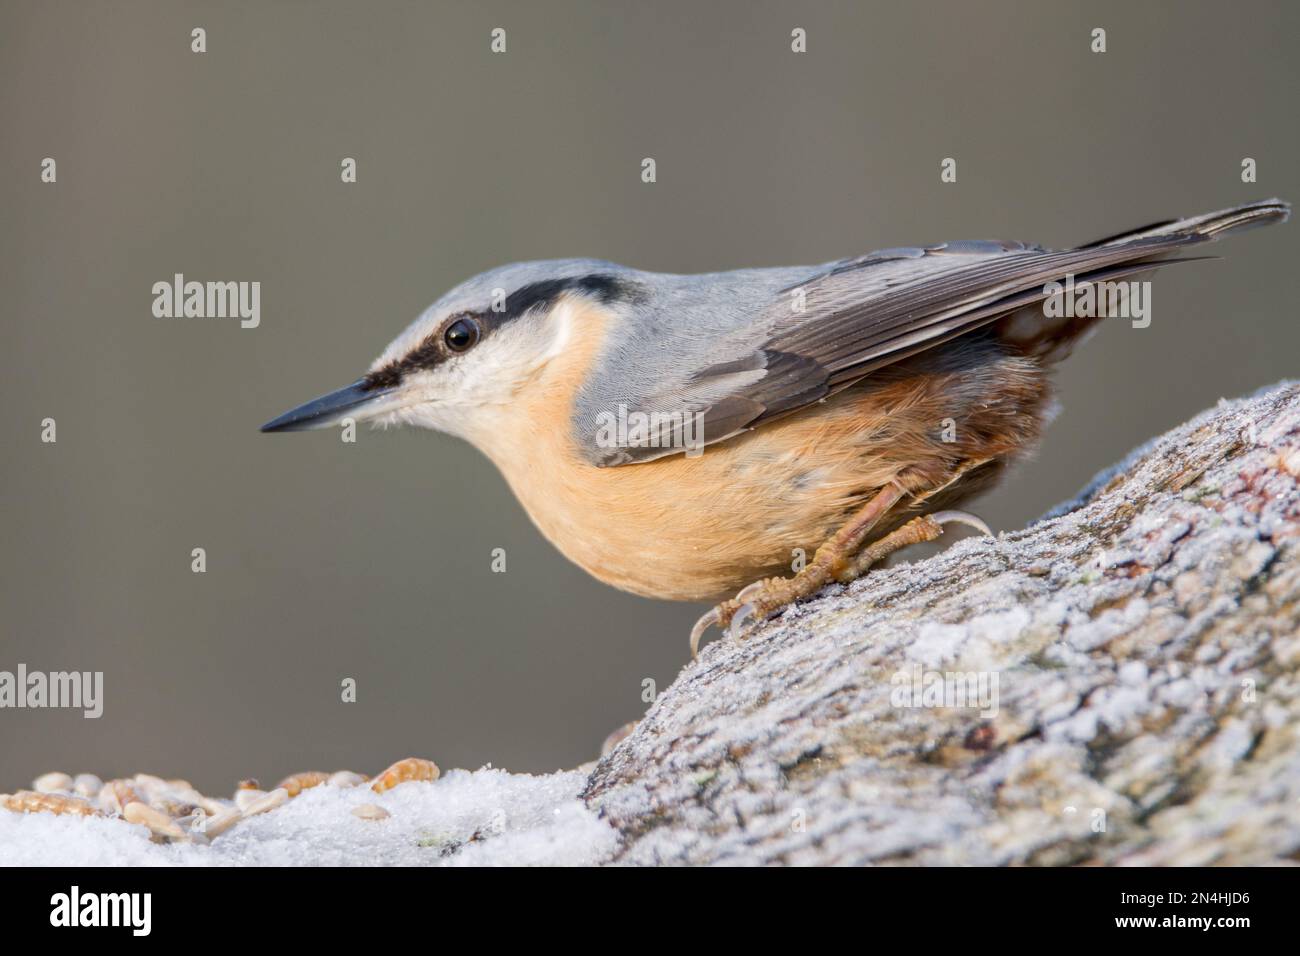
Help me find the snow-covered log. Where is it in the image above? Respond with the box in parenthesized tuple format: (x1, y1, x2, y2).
(583, 382, 1300, 865)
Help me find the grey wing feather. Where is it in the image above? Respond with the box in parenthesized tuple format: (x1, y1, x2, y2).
(585, 199, 1289, 466)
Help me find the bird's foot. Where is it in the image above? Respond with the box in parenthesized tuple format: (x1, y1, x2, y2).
(688, 510, 991, 658)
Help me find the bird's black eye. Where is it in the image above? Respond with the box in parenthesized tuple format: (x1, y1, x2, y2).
(443, 316, 480, 352)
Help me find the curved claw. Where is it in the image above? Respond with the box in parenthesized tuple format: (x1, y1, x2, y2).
(689, 607, 722, 659)
(735, 580, 767, 604)
(728, 602, 758, 642)
(929, 510, 993, 538)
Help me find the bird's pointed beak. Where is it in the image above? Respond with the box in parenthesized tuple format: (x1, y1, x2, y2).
(260, 379, 398, 433)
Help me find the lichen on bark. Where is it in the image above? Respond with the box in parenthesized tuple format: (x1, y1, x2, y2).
(583, 382, 1300, 866)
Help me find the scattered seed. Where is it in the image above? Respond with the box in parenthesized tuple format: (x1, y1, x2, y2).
(153, 797, 201, 819)
(33, 772, 73, 794)
(166, 784, 226, 817)
(371, 757, 440, 793)
(196, 796, 232, 817)
(123, 801, 186, 840)
(328, 771, 368, 788)
(201, 809, 243, 839)
(3, 790, 102, 817)
(100, 779, 145, 815)
(275, 771, 330, 798)
(241, 787, 288, 817)
(72, 774, 103, 798)
(132, 773, 169, 796)
(234, 788, 269, 812)
(7, 760, 441, 840)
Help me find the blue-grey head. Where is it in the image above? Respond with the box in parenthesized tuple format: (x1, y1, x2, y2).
(259, 259, 641, 442)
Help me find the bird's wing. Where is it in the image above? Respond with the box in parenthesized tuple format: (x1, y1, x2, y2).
(584, 199, 1289, 466)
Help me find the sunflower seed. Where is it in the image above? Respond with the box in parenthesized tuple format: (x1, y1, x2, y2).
(234, 788, 268, 812)
(328, 771, 368, 788)
(240, 787, 288, 816)
(123, 801, 186, 840)
(72, 774, 104, 798)
(32, 772, 73, 794)
(201, 809, 243, 839)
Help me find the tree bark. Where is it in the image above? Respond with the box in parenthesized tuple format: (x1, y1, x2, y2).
(583, 382, 1300, 865)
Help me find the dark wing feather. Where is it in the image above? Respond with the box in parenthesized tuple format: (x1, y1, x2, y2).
(595, 199, 1289, 465)
(679, 237, 1200, 443)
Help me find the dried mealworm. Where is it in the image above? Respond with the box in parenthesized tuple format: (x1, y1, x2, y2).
(370, 757, 440, 793)
(3, 790, 101, 817)
(275, 771, 330, 798)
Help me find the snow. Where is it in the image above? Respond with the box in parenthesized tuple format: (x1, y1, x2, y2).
(7, 382, 1300, 867)
(0, 768, 618, 866)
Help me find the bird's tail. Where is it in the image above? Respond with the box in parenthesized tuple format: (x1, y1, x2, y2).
(998, 199, 1289, 363)
(1080, 198, 1291, 248)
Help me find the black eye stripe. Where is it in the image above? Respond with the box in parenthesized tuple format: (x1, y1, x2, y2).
(495, 274, 636, 321)
(361, 313, 483, 389)
(361, 273, 638, 391)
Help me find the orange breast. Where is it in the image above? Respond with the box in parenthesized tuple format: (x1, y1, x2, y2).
(471, 301, 1052, 601)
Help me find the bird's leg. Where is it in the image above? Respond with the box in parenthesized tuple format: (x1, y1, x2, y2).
(690, 485, 904, 657)
(689, 493, 991, 657)
(835, 510, 991, 581)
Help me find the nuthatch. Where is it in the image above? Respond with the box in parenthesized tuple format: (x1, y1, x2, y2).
(262, 199, 1289, 656)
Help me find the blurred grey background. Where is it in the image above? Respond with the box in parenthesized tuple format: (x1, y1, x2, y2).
(2, 0, 1297, 793)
